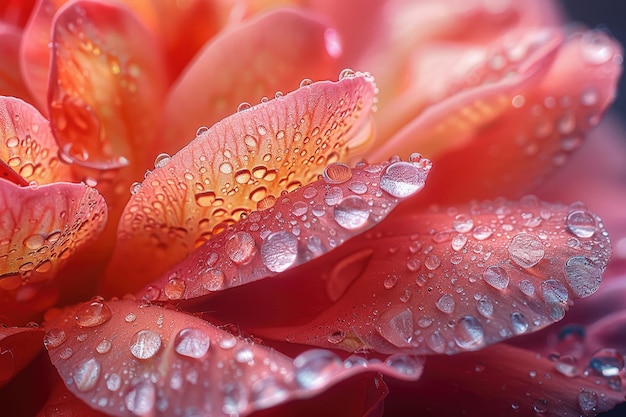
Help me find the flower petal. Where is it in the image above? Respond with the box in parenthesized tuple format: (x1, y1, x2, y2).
(0, 0, 37, 28)
(159, 8, 343, 159)
(48, 0, 167, 171)
(103, 72, 377, 295)
(0, 180, 107, 320)
(0, 96, 73, 184)
(0, 24, 33, 102)
(43, 299, 416, 416)
(223, 198, 610, 355)
(384, 344, 625, 417)
(0, 326, 44, 388)
(140, 153, 432, 302)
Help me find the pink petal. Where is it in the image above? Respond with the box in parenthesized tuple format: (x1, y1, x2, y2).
(0, 180, 107, 320)
(139, 153, 432, 302)
(43, 298, 417, 416)
(48, 0, 167, 172)
(0, 325, 44, 388)
(371, 29, 622, 205)
(224, 198, 611, 355)
(384, 344, 625, 416)
(159, 8, 343, 159)
(103, 72, 377, 295)
(0, 96, 73, 184)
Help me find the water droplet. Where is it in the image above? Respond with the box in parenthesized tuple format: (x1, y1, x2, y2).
(518, 279, 535, 296)
(384, 354, 424, 378)
(564, 256, 601, 298)
(164, 277, 186, 300)
(130, 181, 141, 195)
(453, 214, 474, 233)
(96, 339, 112, 354)
(44, 328, 66, 349)
(424, 254, 441, 270)
(426, 331, 445, 353)
(174, 328, 210, 359)
(451, 234, 468, 251)
(511, 94, 525, 108)
(476, 297, 494, 318)
(125, 381, 156, 415)
(472, 225, 493, 240)
(566, 209, 596, 238)
(578, 389, 598, 413)
(291, 201, 308, 216)
(533, 398, 548, 414)
(299, 78, 313, 87)
(380, 161, 427, 198)
(384, 274, 399, 289)
(589, 348, 624, 377)
(508, 233, 544, 268)
(378, 308, 414, 347)
(219, 336, 237, 349)
(510, 312, 529, 334)
(225, 231, 256, 264)
(202, 268, 225, 291)
(261, 231, 298, 273)
(130, 330, 162, 359)
(436, 294, 455, 314)
(219, 161, 233, 174)
(454, 316, 484, 350)
(580, 30, 614, 65)
(237, 102, 251, 112)
(541, 279, 568, 321)
(327, 331, 346, 344)
(153, 153, 171, 168)
(74, 358, 100, 392)
(294, 349, 343, 389)
(23, 234, 45, 250)
(581, 88, 599, 107)
(125, 312, 137, 323)
(334, 196, 370, 229)
(339, 68, 356, 79)
(107, 372, 121, 391)
(195, 190, 216, 207)
(324, 187, 343, 206)
(195, 126, 209, 136)
(322, 162, 352, 184)
(75, 301, 112, 327)
(483, 265, 509, 290)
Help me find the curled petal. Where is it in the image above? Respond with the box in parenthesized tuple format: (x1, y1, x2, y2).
(140, 154, 432, 302)
(104, 72, 377, 295)
(221, 198, 610, 355)
(43, 299, 417, 417)
(0, 180, 107, 318)
(48, 0, 167, 171)
(159, 8, 343, 159)
(0, 326, 44, 388)
(0, 96, 73, 184)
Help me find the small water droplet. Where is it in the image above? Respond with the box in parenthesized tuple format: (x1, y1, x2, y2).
(44, 328, 66, 349)
(384, 354, 424, 378)
(174, 328, 210, 359)
(334, 196, 370, 230)
(327, 331, 346, 344)
(508, 233, 544, 268)
(476, 297, 494, 318)
(96, 339, 112, 354)
(436, 294, 455, 314)
(322, 162, 352, 183)
(566, 209, 597, 238)
(578, 389, 598, 413)
(518, 280, 535, 296)
(338, 68, 356, 79)
(510, 312, 529, 334)
(261, 231, 298, 273)
(384, 274, 399, 289)
(219, 336, 237, 349)
(153, 153, 171, 168)
(483, 265, 509, 290)
(299, 78, 313, 87)
(195, 190, 216, 207)
(107, 372, 121, 391)
(75, 301, 112, 327)
(74, 358, 100, 392)
(237, 102, 251, 112)
(129, 330, 162, 359)
(424, 254, 441, 270)
(195, 126, 209, 136)
(589, 348, 624, 377)
(202, 268, 225, 291)
(125, 312, 137, 323)
(541, 279, 568, 321)
(472, 225, 493, 240)
(378, 308, 414, 347)
(129, 181, 141, 195)
(451, 234, 468, 251)
(125, 381, 156, 415)
(294, 349, 343, 389)
(380, 161, 428, 198)
(453, 214, 474, 233)
(164, 277, 186, 300)
(219, 161, 233, 174)
(533, 398, 548, 414)
(580, 30, 614, 65)
(225, 231, 256, 264)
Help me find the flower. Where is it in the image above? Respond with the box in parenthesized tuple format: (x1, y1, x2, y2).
(0, 0, 625, 416)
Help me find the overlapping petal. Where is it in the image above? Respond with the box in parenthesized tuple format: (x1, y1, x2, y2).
(103, 72, 377, 295)
(0, 325, 44, 388)
(0, 24, 32, 102)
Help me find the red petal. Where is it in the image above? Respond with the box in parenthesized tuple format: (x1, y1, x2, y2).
(385, 344, 625, 416)
(103, 72, 377, 295)
(0, 96, 73, 184)
(221, 198, 611, 355)
(140, 154, 432, 302)
(0, 180, 107, 320)
(0, 325, 44, 388)
(159, 8, 342, 159)
(0, 0, 37, 28)
(43, 298, 417, 416)
(48, 0, 167, 171)
(0, 24, 33, 102)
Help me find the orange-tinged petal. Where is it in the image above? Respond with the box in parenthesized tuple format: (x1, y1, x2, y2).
(0, 326, 44, 388)
(385, 344, 625, 417)
(159, 8, 343, 159)
(222, 198, 610, 355)
(43, 299, 415, 416)
(139, 154, 432, 302)
(103, 72, 377, 295)
(0, 96, 73, 184)
(0, 24, 33, 102)
(48, 0, 167, 172)
(0, 180, 107, 320)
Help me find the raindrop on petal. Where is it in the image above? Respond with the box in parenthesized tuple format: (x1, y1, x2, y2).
(508, 233, 544, 268)
(130, 330, 162, 360)
(174, 328, 210, 359)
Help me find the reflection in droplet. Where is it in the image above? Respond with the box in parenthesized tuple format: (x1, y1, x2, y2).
(261, 231, 298, 273)
(508, 233, 544, 268)
(174, 328, 211, 359)
(74, 358, 101, 392)
(129, 330, 162, 360)
(454, 316, 484, 350)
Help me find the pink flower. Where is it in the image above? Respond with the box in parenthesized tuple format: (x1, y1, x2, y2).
(0, 0, 625, 416)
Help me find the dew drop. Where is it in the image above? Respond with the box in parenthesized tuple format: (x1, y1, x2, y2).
(384, 354, 424, 378)
(129, 330, 162, 360)
(219, 161, 233, 174)
(327, 331, 346, 345)
(426, 331, 445, 353)
(476, 297, 494, 318)
(164, 277, 186, 300)
(174, 328, 211, 359)
(380, 161, 428, 198)
(299, 78, 313, 87)
(261, 231, 298, 273)
(472, 225, 493, 240)
(237, 102, 251, 112)
(541, 279, 569, 321)
(424, 254, 441, 270)
(454, 316, 484, 350)
(338, 68, 356, 79)
(225, 231, 256, 264)
(130, 182, 141, 195)
(125, 312, 137, 323)
(333, 196, 370, 230)
(107, 372, 121, 391)
(322, 162, 352, 183)
(436, 294, 455, 314)
(578, 389, 598, 413)
(483, 265, 509, 290)
(453, 214, 474, 233)
(96, 339, 112, 354)
(580, 30, 614, 65)
(44, 328, 66, 349)
(508, 233, 544, 268)
(153, 153, 171, 168)
(589, 348, 624, 377)
(518, 279, 535, 296)
(533, 398, 548, 414)
(378, 308, 414, 347)
(23, 234, 45, 250)
(202, 268, 225, 291)
(384, 274, 399, 289)
(566, 209, 596, 238)
(75, 301, 112, 327)
(294, 349, 343, 389)
(324, 187, 343, 206)
(194, 190, 216, 207)
(510, 312, 529, 335)
(74, 358, 101, 392)
(451, 234, 468, 251)
(195, 126, 209, 136)
(564, 256, 602, 298)
(125, 381, 156, 416)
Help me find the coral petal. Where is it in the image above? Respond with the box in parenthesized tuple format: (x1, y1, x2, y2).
(48, 0, 167, 171)
(233, 198, 610, 355)
(0, 180, 107, 319)
(103, 72, 377, 295)
(43, 299, 416, 417)
(160, 8, 342, 158)
(140, 154, 432, 302)
(385, 344, 625, 417)
(0, 326, 44, 388)
(0, 96, 73, 184)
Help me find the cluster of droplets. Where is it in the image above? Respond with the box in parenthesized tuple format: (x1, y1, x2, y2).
(141, 154, 432, 302)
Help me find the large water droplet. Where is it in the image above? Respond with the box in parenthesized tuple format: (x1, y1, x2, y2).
(322, 162, 352, 183)
(153, 153, 171, 168)
(564, 256, 602, 298)
(202, 268, 225, 291)
(44, 328, 66, 349)
(566, 209, 597, 238)
(261, 231, 298, 272)
(225, 231, 256, 264)
(130, 330, 162, 359)
(577, 389, 598, 413)
(508, 233, 544, 268)
(294, 350, 343, 389)
(454, 316, 484, 350)
(74, 358, 100, 392)
(174, 328, 210, 359)
(380, 161, 427, 198)
(436, 294, 455, 314)
(589, 348, 624, 377)
(125, 381, 156, 416)
(333, 196, 370, 229)
(75, 301, 112, 327)
(483, 265, 509, 290)
(378, 308, 414, 347)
